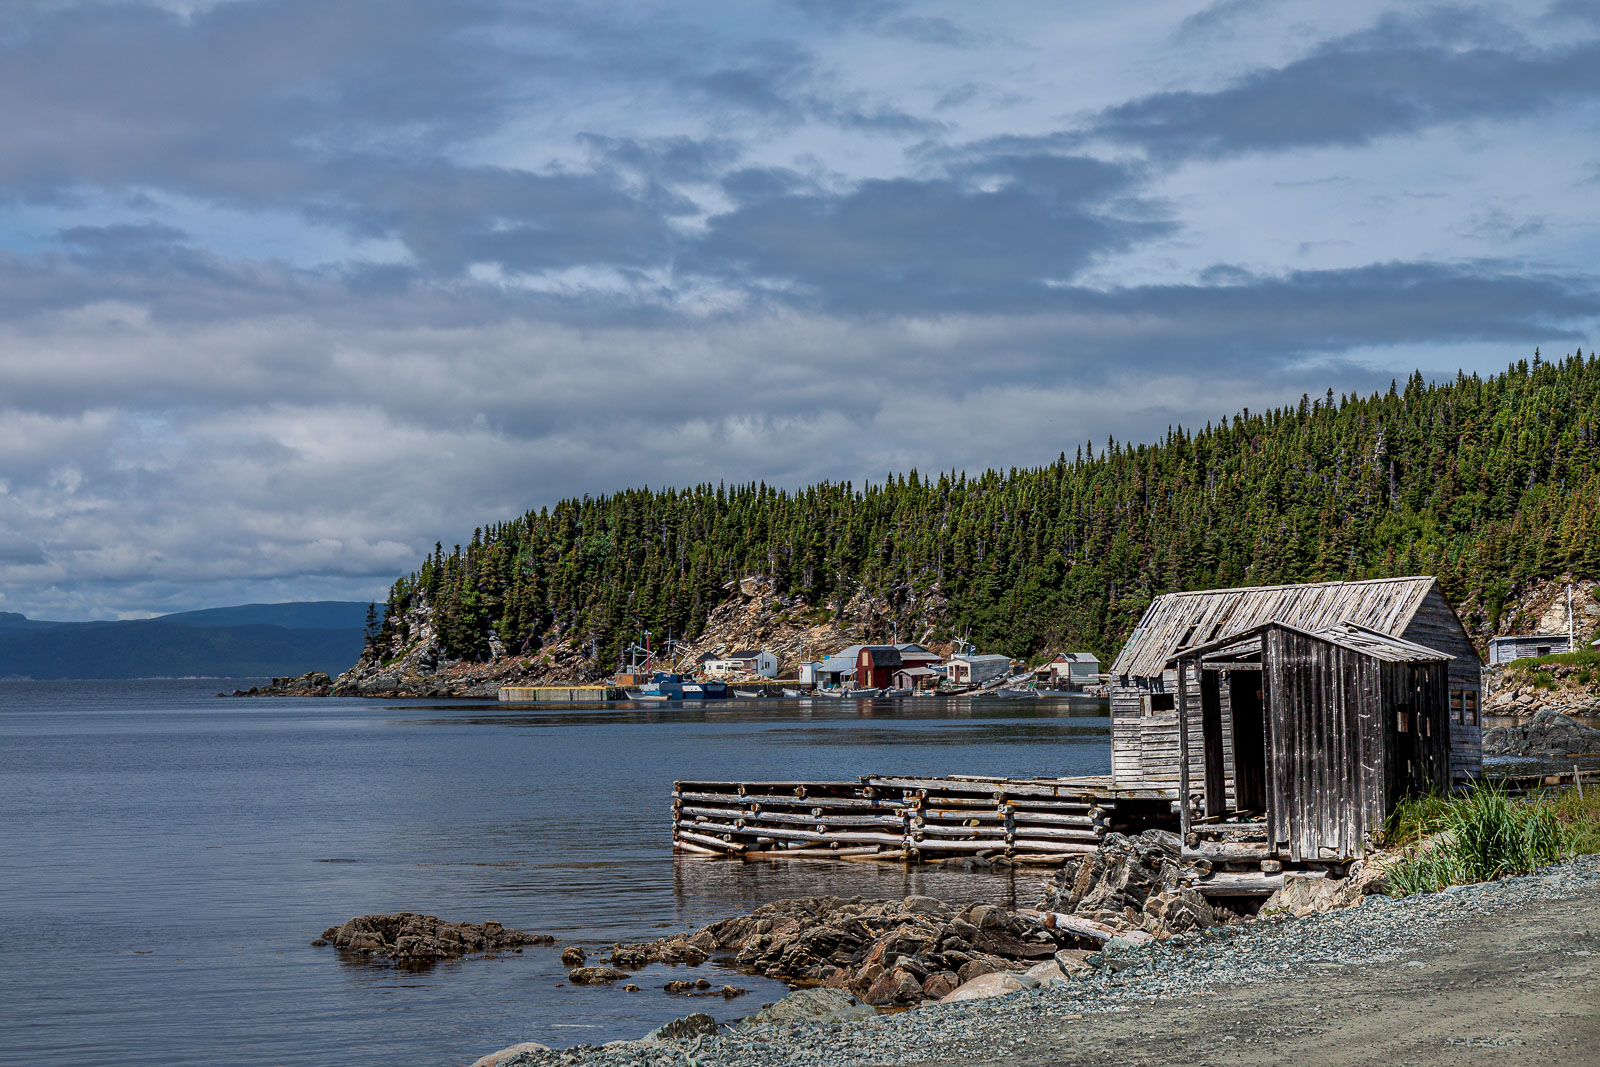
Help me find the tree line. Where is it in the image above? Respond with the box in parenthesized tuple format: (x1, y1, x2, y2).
(370, 351, 1600, 670)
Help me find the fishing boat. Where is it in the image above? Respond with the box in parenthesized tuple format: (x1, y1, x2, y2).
(624, 671, 731, 701)
(882, 687, 913, 698)
(734, 687, 765, 699)
(781, 687, 806, 698)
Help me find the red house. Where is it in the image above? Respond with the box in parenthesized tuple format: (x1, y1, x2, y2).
(855, 645, 902, 689)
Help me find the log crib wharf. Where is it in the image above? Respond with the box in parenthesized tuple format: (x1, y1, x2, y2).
(672, 774, 1179, 865)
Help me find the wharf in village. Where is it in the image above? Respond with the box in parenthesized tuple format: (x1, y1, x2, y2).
(671, 577, 1498, 895)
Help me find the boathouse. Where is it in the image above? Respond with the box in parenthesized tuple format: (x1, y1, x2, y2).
(1165, 621, 1452, 860)
(1108, 577, 1482, 854)
(855, 645, 902, 689)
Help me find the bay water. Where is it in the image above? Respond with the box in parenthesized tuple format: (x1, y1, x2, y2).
(0, 680, 1110, 1065)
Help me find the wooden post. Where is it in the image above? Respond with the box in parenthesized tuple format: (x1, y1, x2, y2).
(1177, 656, 1192, 838)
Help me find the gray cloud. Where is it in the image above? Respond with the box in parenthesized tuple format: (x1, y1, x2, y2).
(3, 2, 1599, 619)
(1096, 17, 1600, 159)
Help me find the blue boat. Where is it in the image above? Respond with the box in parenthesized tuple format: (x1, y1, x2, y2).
(625, 671, 731, 701)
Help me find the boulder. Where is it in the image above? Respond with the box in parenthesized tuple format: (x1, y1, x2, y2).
(642, 1012, 721, 1044)
(318, 913, 552, 964)
(1052, 948, 1093, 976)
(863, 967, 923, 1005)
(1482, 708, 1600, 758)
(737, 987, 877, 1028)
(939, 971, 1029, 1003)
(468, 1042, 549, 1067)
(920, 971, 959, 1000)
(1142, 888, 1215, 934)
(568, 965, 629, 985)
(560, 946, 586, 966)
(1024, 960, 1065, 987)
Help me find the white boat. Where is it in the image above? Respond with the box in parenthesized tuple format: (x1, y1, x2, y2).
(734, 688, 765, 699)
(781, 688, 806, 698)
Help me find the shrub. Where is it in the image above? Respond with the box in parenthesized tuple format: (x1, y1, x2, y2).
(1531, 670, 1556, 690)
(1385, 784, 1576, 895)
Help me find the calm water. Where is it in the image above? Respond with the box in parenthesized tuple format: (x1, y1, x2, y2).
(0, 680, 1111, 1066)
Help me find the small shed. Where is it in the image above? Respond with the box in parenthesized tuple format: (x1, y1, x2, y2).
(1165, 621, 1452, 861)
(1108, 576, 1483, 789)
(892, 666, 939, 691)
(947, 654, 1011, 686)
(855, 645, 903, 689)
(817, 645, 865, 688)
(1487, 633, 1574, 664)
(1037, 652, 1101, 686)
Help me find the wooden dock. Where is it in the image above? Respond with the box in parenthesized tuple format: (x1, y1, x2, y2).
(498, 685, 621, 702)
(672, 774, 1180, 863)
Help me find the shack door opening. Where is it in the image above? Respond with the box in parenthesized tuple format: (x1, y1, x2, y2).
(1228, 670, 1268, 813)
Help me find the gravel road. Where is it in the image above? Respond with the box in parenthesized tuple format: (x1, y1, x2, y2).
(513, 855, 1600, 1067)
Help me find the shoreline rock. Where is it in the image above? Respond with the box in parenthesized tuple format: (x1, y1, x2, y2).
(222, 671, 332, 697)
(1483, 707, 1600, 758)
(317, 913, 553, 965)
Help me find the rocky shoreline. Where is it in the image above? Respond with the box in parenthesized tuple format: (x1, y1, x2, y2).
(480, 854, 1600, 1067)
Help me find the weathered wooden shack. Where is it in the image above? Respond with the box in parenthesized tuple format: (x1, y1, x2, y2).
(1107, 577, 1483, 796)
(1166, 621, 1452, 861)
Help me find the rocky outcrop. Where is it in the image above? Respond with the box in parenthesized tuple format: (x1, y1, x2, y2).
(1040, 830, 1220, 938)
(567, 965, 629, 985)
(223, 671, 332, 697)
(1483, 708, 1600, 758)
(736, 988, 877, 1028)
(608, 894, 1080, 1007)
(317, 913, 552, 964)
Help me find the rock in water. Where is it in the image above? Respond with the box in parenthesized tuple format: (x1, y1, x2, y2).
(568, 965, 630, 985)
(468, 1042, 549, 1067)
(737, 988, 877, 1028)
(642, 1012, 721, 1043)
(939, 971, 1029, 1003)
(319, 913, 553, 964)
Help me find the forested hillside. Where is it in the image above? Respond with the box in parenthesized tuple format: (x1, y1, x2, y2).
(373, 352, 1600, 670)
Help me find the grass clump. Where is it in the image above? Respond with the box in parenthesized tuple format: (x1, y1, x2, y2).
(1385, 784, 1582, 896)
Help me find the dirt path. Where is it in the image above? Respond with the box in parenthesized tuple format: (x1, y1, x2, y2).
(906, 888, 1600, 1067)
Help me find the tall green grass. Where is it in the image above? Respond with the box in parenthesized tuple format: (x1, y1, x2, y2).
(1384, 784, 1582, 896)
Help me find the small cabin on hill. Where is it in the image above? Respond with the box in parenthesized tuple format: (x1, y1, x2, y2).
(1036, 652, 1101, 687)
(947, 653, 1011, 686)
(1488, 633, 1574, 664)
(1108, 577, 1483, 859)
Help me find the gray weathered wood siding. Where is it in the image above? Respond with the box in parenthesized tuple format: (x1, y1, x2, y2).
(1261, 629, 1449, 861)
(1399, 585, 1483, 785)
(1111, 576, 1482, 789)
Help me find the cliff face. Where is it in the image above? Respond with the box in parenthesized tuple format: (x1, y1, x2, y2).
(1477, 576, 1599, 719)
(331, 575, 942, 697)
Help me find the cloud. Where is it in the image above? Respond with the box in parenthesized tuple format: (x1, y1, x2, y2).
(2, 2, 1599, 618)
(1095, 17, 1600, 159)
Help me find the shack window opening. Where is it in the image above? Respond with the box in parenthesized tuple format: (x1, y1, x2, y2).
(1396, 709, 1410, 733)
(1465, 690, 1479, 726)
(1450, 691, 1465, 724)
(1142, 693, 1176, 716)
(1537, 645, 1551, 657)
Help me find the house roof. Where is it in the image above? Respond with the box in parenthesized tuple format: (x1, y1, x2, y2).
(1112, 576, 1441, 679)
(1165, 620, 1452, 666)
(1488, 634, 1573, 644)
(1053, 651, 1100, 664)
(727, 649, 767, 659)
(951, 653, 1010, 665)
(819, 645, 865, 671)
(894, 666, 938, 677)
(859, 645, 903, 667)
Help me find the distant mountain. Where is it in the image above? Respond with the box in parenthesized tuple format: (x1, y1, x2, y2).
(155, 601, 370, 631)
(0, 602, 370, 680)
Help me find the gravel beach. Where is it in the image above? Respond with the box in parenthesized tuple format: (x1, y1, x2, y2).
(503, 854, 1600, 1067)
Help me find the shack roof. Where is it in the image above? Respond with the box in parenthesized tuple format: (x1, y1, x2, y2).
(894, 666, 938, 677)
(950, 653, 1011, 665)
(1165, 620, 1453, 666)
(726, 649, 767, 659)
(1112, 576, 1441, 679)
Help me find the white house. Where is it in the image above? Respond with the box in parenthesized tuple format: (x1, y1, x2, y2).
(1038, 651, 1102, 686)
(705, 649, 780, 678)
(946, 653, 1011, 686)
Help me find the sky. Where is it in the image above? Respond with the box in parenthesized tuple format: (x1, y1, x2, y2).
(1, 0, 1598, 620)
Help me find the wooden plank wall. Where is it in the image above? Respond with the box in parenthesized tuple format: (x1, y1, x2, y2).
(1110, 670, 1235, 803)
(1401, 587, 1483, 785)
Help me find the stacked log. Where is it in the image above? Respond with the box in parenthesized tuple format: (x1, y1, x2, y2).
(672, 774, 1119, 863)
